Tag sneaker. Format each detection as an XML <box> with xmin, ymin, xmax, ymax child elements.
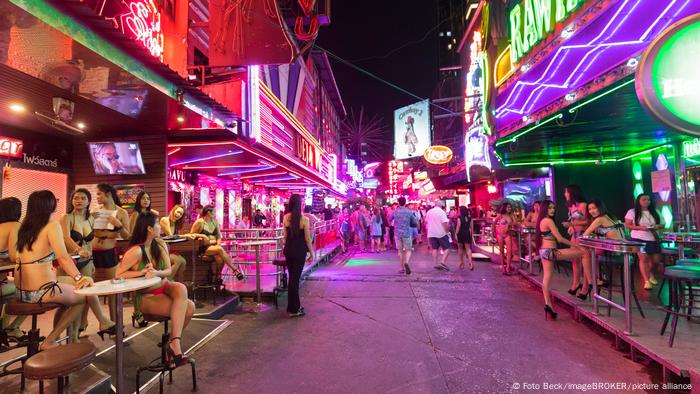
<box><xmin>404</xmin><ymin>264</ymin><xmax>411</xmax><ymax>275</ymax></box>
<box><xmin>433</xmin><ymin>265</ymin><xmax>445</xmax><ymax>270</ymax></box>
<box><xmin>440</xmin><ymin>263</ymin><xmax>450</xmax><ymax>271</ymax></box>
<box><xmin>643</xmin><ymin>280</ymin><xmax>653</xmax><ymax>290</ymax></box>
<box><xmin>649</xmin><ymin>276</ymin><xmax>658</xmax><ymax>285</ymax></box>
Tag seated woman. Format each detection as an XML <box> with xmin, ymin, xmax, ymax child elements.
<box><xmin>160</xmin><ymin>204</ymin><xmax>199</xmax><ymax>278</ymax></box>
<box><xmin>129</xmin><ymin>191</ymin><xmax>159</xmax><ymax>234</ymax></box>
<box><xmin>0</xmin><ymin>198</ymin><xmax>27</xmax><ymax>339</ymax></box>
<box><xmin>117</xmin><ymin>212</ymin><xmax>194</xmax><ymax>366</ymax></box>
<box><xmin>190</xmin><ymin>206</ymin><xmax>244</xmax><ymax>287</ymax></box>
<box><xmin>583</xmin><ymin>199</ymin><xmax>624</xmax><ymax>287</ymax></box>
<box><xmin>15</xmin><ymin>190</ymin><xmax>116</xmax><ymax>349</ymax></box>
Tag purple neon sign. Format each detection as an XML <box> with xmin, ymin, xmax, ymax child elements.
<box><xmin>495</xmin><ymin>0</ymin><xmax>700</xmax><ymax>133</ymax></box>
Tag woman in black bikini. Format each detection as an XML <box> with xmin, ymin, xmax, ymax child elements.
<box><xmin>15</xmin><ymin>190</ymin><xmax>116</xmax><ymax>349</ymax></box>
<box><xmin>59</xmin><ymin>188</ymin><xmax>96</xmax><ymax>339</ymax></box>
<box><xmin>191</xmin><ymin>205</ymin><xmax>244</xmax><ymax>289</ymax></box>
<box><xmin>92</xmin><ymin>183</ymin><xmax>131</xmax><ymax>321</ymax></box>
<box><xmin>117</xmin><ymin>212</ymin><xmax>194</xmax><ymax>367</ymax></box>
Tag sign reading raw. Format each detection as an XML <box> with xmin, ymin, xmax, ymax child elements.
<box><xmin>394</xmin><ymin>100</ymin><xmax>431</xmax><ymax>160</ymax></box>
<box><xmin>636</xmin><ymin>14</ymin><xmax>700</xmax><ymax>136</ymax></box>
<box><xmin>424</xmin><ymin>146</ymin><xmax>453</xmax><ymax>165</ymax></box>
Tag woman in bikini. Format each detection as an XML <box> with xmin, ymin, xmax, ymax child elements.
<box><xmin>561</xmin><ymin>185</ymin><xmax>592</xmax><ymax>298</ymax></box>
<box><xmin>191</xmin><ymin>205</ymin><xmax>244</xmax><ymax>289</ymax></box>
<box><xmin>117</xmin><ymin>211</ymin><xmax>194</xmax><ymax>367</ymax></box>
<box><xmin>0</xmin><ymin>198</ymin><xmax>26</xmax><ymax>341</ymax></box>
<box><xmin>128</xmin><ymin>191</ymin><xmax>159</xmax><ymax>234</ymax></box>
<box><xmin>15</xmin><ymin>190</ymin><xmax>116</xmax><ymax>349</ymax></box>
<box><xmin>583</xmin><ymin>199</ymin><xmax>625</xmax><ymax>289</ymax></box>
<box><xmin>536</xmin><ymin>200</ymin><xmax>587</xmax><ymax>320</ymax></box>
<box><xmin>160</xmin><ymin>204</ymin><xmax>198</xmax><ymax>279</ymax></box>
<box><xmin>495</xmin><ymin>203</ymin><xmax>515</xmax><ymax>274</ymax></box>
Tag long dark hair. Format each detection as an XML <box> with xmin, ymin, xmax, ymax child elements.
<box><xmin>534</xmin><ymin>200</ymin><xmax>555</xmax><ymax>250</ymax></box>
<box><xmin>169</xmin><ymin>204</ymin><xmax>185</xmax><ymax>234</ymax></box>
<box><xmin>97</xmin><ymin>183</ymin><xmax>121</xmax><ymax>207</ymax></box>
<box><xmin>288</xmin><ymin>194</ymin><xmax>302</xmax><ymax>237</ymax></box>
<box><xmin>587</xmin><ymin>199</ymin><xmax>617</xmax><ymax>221</ymax></box>
<box><xmin>128</xmin><ymin>211</ymin><xmax>162</xmax><ymax>267</ymax></box>
<box><xmin>634</xmin><ymin>193</ymin><xmax>660</xmax><ymax>225</ymax></box>
<box><xmin>17</xmin><ymin>191</ymin><xmax>56</xmax><ymax>252</ymax></box>
<box><xmin>565</xmin><ymin>184</ymin><xmax>585</xmax><ymax>206</ymax></box>
<box><xmin>67</xmin><ymin>188</ymin><xmax>91</xmax><ymax>219</ymax></box>
<box><xmin>500</xmin><ymin>202</ymin><xmax>512</xmax><ymax>215</ymax></box>
<box><xmin>0</xmin><ymin>197</ymin><xmax>21</xmax><ymax>223</ymax></box>
<box><xmin>133</xmin><ymin>191</ymin><xmax>151</xmax><ymax>213</ymax></box>
<box><xmin>459</xmin><ymin>205</ymin><xmax>469</xmax><ymax>222</ymax></box>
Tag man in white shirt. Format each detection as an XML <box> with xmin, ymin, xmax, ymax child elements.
<box><xmin>425</xmin><ymin>200</ymin><xmax>451</xmax><ymax>270</ymax></box>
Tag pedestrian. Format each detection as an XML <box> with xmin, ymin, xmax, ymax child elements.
<box><xmin>357</xmin><ymin>205</ymin><xmax>370</xmax><ymax>251</ymax></box>
<box><xmin>323</xmin><ymin>204</ymin><xmax>334</xmax><ymax>221</ymax></box>
<box><xmin>624</xmin><ymin>193</ymin><xmax>663</xmax><ymax>290</ymax></box>
<box><xmin>380</xmin><ymin>206</ymin><xmax>388</xmax><ymax>251</ymax></box>
<box><xmin>495</xmin><ymin>203</ymin><xmax>514</xmax><ymax>274</ymax></box>
<box><xmin>339</xmin><ymin>207</ymin><xmax>352</xmax><ymax>253</ymax></box>
<box><xmin>388</xmin><ymin>203</ymin><xmax>398</xmax><ymax>249</ymax></box>
<box><xmin>389</xmin><ymin>197</ymin><xmax>416</xmax><ymax>274</ymax></box>
<box><xmin>370</xmin><ymin>208</ymin><xmax>383</xmax><ymax>252</ymax></box>
<box><xmin>425</xmin><ymin>200</ymin><xmax>451</xmax><ymax>270</ymax></box>
<box><xmin>282</xmin><ymin>194</ymin><xmax>314</xmax><ymax>318</ymax></box>
<box><xmin>456</xmin><ymin>206</ymin><xmax>474</xmax><ymax>270</ymax></box>
<box><xmin>253</xmin><ymin>209</ymin><xmax>266</xmax><ymax>227</ymax></box>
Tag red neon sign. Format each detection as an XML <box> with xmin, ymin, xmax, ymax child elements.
<box><xmin>89</xmin><ymin>0</ymin><xmax>164</xmax><ymax>59</ymax></box>
<box><xmin>0</xmin><ymin>136</ymin><xmax>23</xmax><ymax>158</ymax></box>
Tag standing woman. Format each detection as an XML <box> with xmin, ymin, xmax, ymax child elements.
<box><xmin>495</xmin><ymin>203</ymin><xmax>515</xmax><ymax>274</ymax></box>
<box><xmin>536</xmin><ymin>200</ymin><xmax>586</xmax><ymax>320</ymax></box>
<box><xmin>456</xmin><ymin>206</ymin><xmax>474</xmax><ymax>270</ymax></box>
<box><xmin>117</xmin><ymin>212</ymin><xmax>194</xmax><ymax>366</ymax></box>
<box><xmin>0</xmin><ymin>198</ymin><xmax>26</xmax><ymax>338</ymax></box>
<box><xmin>92</xmin><ymin>183</ymin><xmax>131</xmax><ymax>321</ymax></box>
<box><xmin>562</xmin><ymin>185</ymin><xmax>592</xmax><ymax>297</ymax></box>
<box><xmin>282</xmin><ymin>194</ymin><xmax>314</xmax><ymax>317</ymax></box>
<box><xmin>191</xmin><ymin>205</ymin><xmax>244</xmax><ymax>288</ymax></box>
<box><xmin>60</xmin><ymin>189</ymin><xmax>96</xmax><ymax>337</ymax></box>
<box><xmin>625</xmin><ymin>194</ymin><xmax>664</xmax><ymax>290</ymax></box>
<box><xmin>15</xmin><ymin>190</ymin><xmax>116</xmax><ymax>349</ymax></box>
<box><xmin>129</xmin><ymin>191</ymin><xmax>159</xmax><ymax>234</ymax></box>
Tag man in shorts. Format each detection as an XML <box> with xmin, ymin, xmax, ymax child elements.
<box><xmin>425</xmin><ymin>200</ymin><xmax>451</xmax><ymax>270</ymax></box>
<box><xmin>389</xmin><ymin>197</ymin><xmax>417</xmax><ymax>275</ymax></box>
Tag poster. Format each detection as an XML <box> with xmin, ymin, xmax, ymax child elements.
<box><xmin>115</xmin><ymin>184</ymin><xmax>145</xmax><ymax>209</ymax></box>
<box><xmin>394</xmin><ymin>100</ymin><xmax>431</xmax><ymax>160</ymax></box>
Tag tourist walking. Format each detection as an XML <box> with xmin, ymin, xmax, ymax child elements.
<box><xmin>456</xmin><ymin>206</ymin><xmax>474</xmax><ymax>270</ymax></box>
<box><xmin>425</xmin><ymin>201</ymin><xmax>451</xmax><ymax>270</ymax></box>
<box><xmin>389</xmin><ymin>197</ymin><xmax>416</xmax><ymax>275</ymax></box>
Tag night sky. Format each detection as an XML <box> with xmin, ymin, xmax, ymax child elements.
<box><xmin>315</xmin><ymin>1</ymin><xmax>439</xmax><ymax>156</ymax></box>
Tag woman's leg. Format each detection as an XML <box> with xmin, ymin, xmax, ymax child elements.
<box><xmin>498</xmin><ymin>235</ymin><xmax>505</xmax><ymax>265</ymax></box>
<box><xmin>465</xmin><ymin>244</ymin><xmax>473</xmax><ymax>269</ymax></box>
<box><xmin>650</xmin><ymin>253</ymin><xmax>661</xmax><ymax>281</ymax></box>
<box><xmin>170</xmin><ymin>254</ymin><xmax>187</xmax><ymax>280</ymax></box>
<box><xmin>570</xmin><ymin>258</ymin><xmax>580</xmax><ymax>290</ymax></box>
<box><xmin>580</xmin><ymin>247</ymin><xmax>592</xmax><ymax>289</ymax></box>
<box><xmin>95</xmin><ymin>266</ymin><xmax>118</xmax><ymax>321</ymax></box>
<box><xmin>505</xmin><ymin>236</ymin><xmax>513</xmax><ymax>270</ymax></box>
<box><xmin>140</xmin><ymin>283</ymin><xmax>193</xmax><ymax>356</ymax></box>
<box><xmin>637</xmin><ymin>252</ymin><xmax>649</xmax><ymax>283</ymax></box>
<box><xmin>457</xmin><ymin>243</ymin><xmax>465</xmax><ymax>269</ymax></box>
<box><xmin>542</xmin><ymin>259</ymin><xmax>554</xmax><ymax>307</ymax></box>
<box><xmin>286</xmin><ymin>256</ymin><xmax>304</xmax><ymax>314</ymax></box>
<box><xmin>41</xmin><ymin>283</ymin><xmax>94</xmax><ymax>348</ymax></box>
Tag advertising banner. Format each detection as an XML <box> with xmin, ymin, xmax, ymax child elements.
<box><xmin>394</xmin><ymin>100</ymin><xmax>431</xmax><ymax>160</ymax></box>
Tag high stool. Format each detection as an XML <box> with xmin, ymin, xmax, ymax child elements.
<box><xmin>659</xmin><ymin>258</ymin><xmax>700</xmax><ymax>300</ymax></box>
<box><xmin>136</xmin><ymin>314</ymin><xmax>196</xmax><ymax>394</ymax></box>
<box><xmin>272</xmin><ymin>258</ymin><xmax>288</xmax><ymax>310</ymax></box>
<box><xmin>2</xmin><ymin>300</ymin><xmax>60</xmax><ymax>390</ymax></box>
<box><xmin>24</xmin><ymin>343</ymin><xmax>96</xmax><ymax>394</ymax></box>
<box><xmin>660</xmin><ymin>265</ymin><xmax>700</xmax><ymax>347</ymax></box>
<box><xmin>600</xmin><ymin>254</ymin><xmax>645</xmax><ymax>318</ymax></box>
<box><xmin>193</xmin><ymin>254</ymin><xmax>217</xmax><ymax>306</ymax></box>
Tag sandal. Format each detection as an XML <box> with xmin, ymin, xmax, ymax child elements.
<box><xmin>166</xmin><ymin>337</ymin><xmax>189</xmax><ymax>367</ymax></box>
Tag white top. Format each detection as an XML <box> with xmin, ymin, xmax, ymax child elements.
<box><xmin>425</xmin><ymin>207</ymin><xmax>449</xmax><ymax>238</ymax></box>
<box><xmin>625</xmin><ymin>209</ymin><xmax>663</xmax><ymax>241</ymax></box>
<box><xmin>75</xmin><ymin>277</ymin><xmax>161</xmax><ymax>296</ymax></box>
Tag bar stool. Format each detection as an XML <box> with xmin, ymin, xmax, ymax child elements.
<box><xmin>23</xmin><ymin>343</ymin><xmax>96</xmax><ymax>394</ymax></box>
<box><xmin>2</xmin><ymin>300</ymin><xmax>60</xmax><ymax>390</ymax></box>
<box><xmin>599</xmin><ymin>254</ymin><xmax>645</xmax><ymax>318</ymax></box>
<box><xmin>136</xmin><ymin>314</ymin><xmax>197</xmax><ymax>394</ymax></box>
<box><xmin>193</xmin><ymin>254</ymin><xmax>218</xmax><ymax>306</ymax></box>
<box><xmin>660</xmin><ymin>265</ymin><xmax>700</xmax><ymax>347</ymax></box>
<box><xmin>272</xmin><ymin>258</ymin><xmax>288</xmax><ymax>310</ymax></box>
<box><xmin>658</xmin><ymin>258</ymin><xmax>700</xmax><ymax>299</ymax></box>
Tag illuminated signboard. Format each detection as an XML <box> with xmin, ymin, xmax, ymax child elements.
<box><xmin>424</xmin><ymin>145</ymin><xmax>453</xmax><ymax>165</ymax></box>
<box><xmin>89</xmin><ymin>0</ymin><xmax>164</xmax><ymax>59</ymax></box>
<box><xmin>402</xmin><ymin>174</ymin><xmax>413</xmax><ymax>190</ymax></box>
<box><xmin>683</xmin><ymin>138</ymin><xmax>700</xmax><ymax>159</ymax></box>
<box><xmin>295</xmin><ymin>135</ymin><xmax>320</xmax><ymax>171</ymax></box>
<box><xmin>465</xmin><ymin>31</ymin><xmax>483</xmax><ymax>126</ymax></box>
<box><xmin>637</xmin><ymin>14</ymin><xmax>700</xmax><ymax>136</ymax></box>
<box><xmin>363</xmin><ymin>162</ymin><xmax>381</xmax><ymax>178</ymax></box>
<box><xmin>394</xmin><ymin>100</ymin><xmax>431</xmax><ymax>160</ymax></box>
<box><xmin>388</xmin><ymin>160</ymin><xmax>404</xmax><ymax>196</ymax></box>
<box><xmin>344</xmin><ymin>159</ymin><xmax>363</xmax><ymax>184</ymax></box>
<box><xmin>509</xmin><ymin>0</ymin><xmax>588</xmax><ymax>63</ymax></box>
<box><xmin>0</xmin><ymin>136</ymin><xmax>24</xmax><ymax>158</ymax></box>
<box><xmin>465</xmin><ymin>127</ymin><xmax>492</xmax><ymax>182</ymax></box>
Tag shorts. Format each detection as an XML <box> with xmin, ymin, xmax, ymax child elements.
<box><xmin>93</xmin><ymin>248</ymin><xmax>118</xmax><ymax>269</ymax></box>
<box><xmin>540</xmin><ymin>248</ymin><xmax>559</xmax><ymax>261</ymax></box>
<box><xmin>411</xmin><ymin>228</ymin><xmax>419</xmax><ymax>239</ymax></box>
<box><xmin>630</xmin><ymin>238</ymin><xmax>661</xmax><ymax>254</ymax></box>
<box><xmin>357</xmin><ymin>228</ymin><xmax>367</xmax><ymax>241</ymax></box>
<box><xmin>395</xmin><ymin>236</ymin><xmax>413</xmax><ymax>251</ymax></box>
<box><xmin>429</xmin><ymin>235</ymin><xmax>450</xmax><ymax>250</ymax></box>
<box><xmin>372</xmin><ymin>235</ymin><xmax>382</xmax><ymax>241</ymax></box>
<box><xmin>342</xmin><ymin>232</ymin><xmax>351</xmax><ymax>243</ymax></box>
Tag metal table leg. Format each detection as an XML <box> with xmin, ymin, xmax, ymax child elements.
<box><xmin>255</xmin><ymin>245</ymin><xmax>262</xmax><ymax>305</ymax></box>
<box><xmin>623</xmin><ymin>253</ymin><xmax>634</xmax><ymax>335</ymax></box>
<box><xmin>115</xmin><ymin>293</ymin><xmax>124</xmax><ymax>393</ymax></box>
<box><xmin>527</xmin><ymin>233</ymin><xmax>534</xmax><ymax>275</ymax></box>
<box><xmin>591</xmin><ymin>248</ymin><xmax>599</xmax><ymax>314</ymax></box>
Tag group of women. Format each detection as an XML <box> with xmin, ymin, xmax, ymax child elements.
<box><xmin>494</xmin><ymin>185</ymin><xmax>664</xmax><ymax>321</ymax></box>
<box><xmin>0</xmin><ymin>184</ymin><xmax>246</xmax><ymax>366</ymax></box>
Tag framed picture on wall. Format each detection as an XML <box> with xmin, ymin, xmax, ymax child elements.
<box><xmin>115</xmin><ymin>184</ymin><xmax>145</xmax><ymax>209</ymax></box>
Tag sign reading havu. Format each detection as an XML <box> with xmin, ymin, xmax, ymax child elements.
<box><xmin>0</xmin><ymin>136</ymin><xmax>23</xmax><ymax>158</ymax></box>
<box><xmin>509</xmin><ymin>0</ymin><xmax>588</xmax><ymax>63</ymax></box>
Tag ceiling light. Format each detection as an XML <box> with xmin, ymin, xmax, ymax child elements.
<box><xmin>9</xmin><ymin>103</ymin><xmax>25</xmax><ymax>113</ymax></box>
<box><xmin>76</xmin><ymin>122</ymin><xmax>86</xmax><ymax>129</ymax></box>
<box><xmin>176</xmin><ymin>115</ymin><xmax>185</xmax><ymax>123</ymax></box>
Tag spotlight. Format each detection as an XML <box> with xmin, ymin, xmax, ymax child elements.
<box><xmin>9</xmin><ymin>103</ymin><xmax>25</xmax><ymax>113</ymax></box>
<box><xmin>76</xmin><ymin>122</ymin><xmax>86</xmax><ymax>129</ymax></box>
<box><xmin>176</xmin><ymin>115</ymin><xmax>185</xmax><ymax>123</ymax></box>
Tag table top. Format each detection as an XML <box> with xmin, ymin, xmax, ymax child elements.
<box><xmin>238</xmin><ymin>240</ymin><xmax>278</xmax><ymax>246</ymax></box>
<box><xmin>75</xmin><ymin>277</ymin><xmax>161</xmax><ymax>296</ymax></box>
<box><xmin>163</xmin><ymin>238</ymin><xmax>187</xmax><ymax>244</ymax></box>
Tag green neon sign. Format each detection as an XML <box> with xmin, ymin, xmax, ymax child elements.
<box><xmin>637</xmin><ymin>15</ymin><xmax>700</xmax><ymax>136</ymax></box>
<box><xmin>509</xmin><ymin>0</ymin><xmax>587</xmax><ymax>63</ymax></box>
<box><xmin>683</xmin><ymin>138</ymin><xmax>700</xmax><ymax>158</ymax></box>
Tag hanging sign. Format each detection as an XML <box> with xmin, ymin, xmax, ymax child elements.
<box><xmin>0</xmin><ymin>136</ymin><xmax>24</xmax><ymax>158</ymax></box>
<box><xmin>636</xmin><ymin>14</ymin><xmax>700</xmax><ymax>136</ymax></box>
<box><xmin>424</xmin><ymin>145</ymin><xmax>453</xmax><ymax>165</ymax></box>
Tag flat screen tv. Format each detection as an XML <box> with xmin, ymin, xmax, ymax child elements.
<box><xmin>88</xmin><ymin>142</ymin><xmax>145</xmax><ymax>175</ymax></box>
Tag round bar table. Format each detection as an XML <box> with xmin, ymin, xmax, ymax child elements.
<box><xmin>238</xmin><ymin>240</ymin><xmax>278</xmax><ymax>309</ymax></box>
<box><xmin>76</xmin><ymin>277</ymin><xmax>161</xmax><ymax>393</ymax></box>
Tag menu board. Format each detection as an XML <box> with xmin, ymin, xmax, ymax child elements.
<box><xmin>312</xmin><ymin>189</ymin><xmax>325</xmax><ymax>213</ymax></box>
<box><xmin>115</xmin><ymin>184</ymin><xmax>145</xmax><ymax>209</ymax></box>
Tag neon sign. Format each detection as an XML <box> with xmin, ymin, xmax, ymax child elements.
<box><xmin>465</xmin><ymin>31</ymin><xmax>483</xmax><ymax>126</ymax></box>
<box><xmin>637</xmin><ymin>14</ymin><xmax>700</xmax><ymax>136</ymax></box>
<box><xmin>388</xmin><ymin>160</ymin><xmax>404</xmax><ymax>196</ymax></box>
<box><xmin>296</xmin><ymin>135</ymin><xmax>320</xmax><ymax>171</ymax></box>
<box><xmin>0</xmin><ymin>136</ymin><xmax>24</xmax><ymax>158</ymax></box>
<box><xmin>683</xmin><ymin>138</ymin><xmax>700</xmax><ymax>159</ymax></box>
<box><xmin>424</xmin><ymin>146</ymin><xmax>453</xmax><ymax>165</ymax></box>
<box><xmin>121</xmin><ymin>1</ymin><xmax>163</xmax><ymax>59</ymax></box>
<box><xmin>509</xmin><ymin>0</ymin><xmax>588</xmax><ymax>63</ymax></box>
<box><xmin>344</xmin><ymin>159</ymin><xmax>363</xmax><ymax>184</ymax></box>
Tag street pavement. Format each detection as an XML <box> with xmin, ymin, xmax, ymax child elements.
<box><xmin>156</xmin><ymin>245</ymin><xmax>661</xmax><ymax>393</ymax></box>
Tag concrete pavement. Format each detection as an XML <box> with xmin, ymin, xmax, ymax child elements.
<box><xmin>156</xmin><ymin>245</ymin><xmax>660</xmax><ymax>393</ymax></box>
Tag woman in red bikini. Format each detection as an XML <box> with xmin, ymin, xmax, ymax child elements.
<box><xmin>116</xmin><ymin>211</ymin><xmax>195</xmax><ymax>367</ymax></box>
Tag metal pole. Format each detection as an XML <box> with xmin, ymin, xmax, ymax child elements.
<box><xmin>191</xmin><ymin>239</ymin><xmax>198</xmax><ymax>307</ymax></box>
<box><xmin>517</xmin><ymin>230</ymin><xmax>523</xmax><ymax>269</ymax></box>
<box><xmin>527</xmin><ymin>233</ymin><xmax>534</xmax><ymax>275</ymax></box>
<box><xmin>591</xmin><ymin>248</ymin><xmax>598</xmax><ymax>314</ymax></box>
<box><xmin>115</xmin><ymin>293</ymin><xmax>124</xmax><ymax>393</ymax></box>
<box><xmin>255</xmin><ymin>245</ymin><xmax>262</xmax><ymax>305</ymax></box>
<box><xmin>624</xmin><ymin>253</ymin><xmax>634</xmax><ymax>335</ymax></box>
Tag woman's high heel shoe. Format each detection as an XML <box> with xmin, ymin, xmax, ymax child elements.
<box><xmin>567</xmin><ymin>284</ymin><xmax>582</xmax><ymax>296</ymax></box>
<box><xmin>97</xmin><ymin>325</ymin><xmax>118</xmax><ymax>340</ymax></box>
<box><xmin>132</xmin><ymin>312</ymin><xmax>148</xmax><ymax>328</ymax></box>
<box><xmin>577</xmin><ymin>285</ymin><xmax>593</xmax><ymax>300</ymax></box>
<box><xmin>165</xmin><ymin>337</ymin><xmax>189</xmax><ymax>367</ymax></box>
<box><xmin>544</xmin><ymin>305</ymin><xmax>558</xmax><ymax>320</ymax></box>
<box><xmin>233</xmin><ymin>268</ymin><xmax>245</xmax><ymax>281</ymax></box>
